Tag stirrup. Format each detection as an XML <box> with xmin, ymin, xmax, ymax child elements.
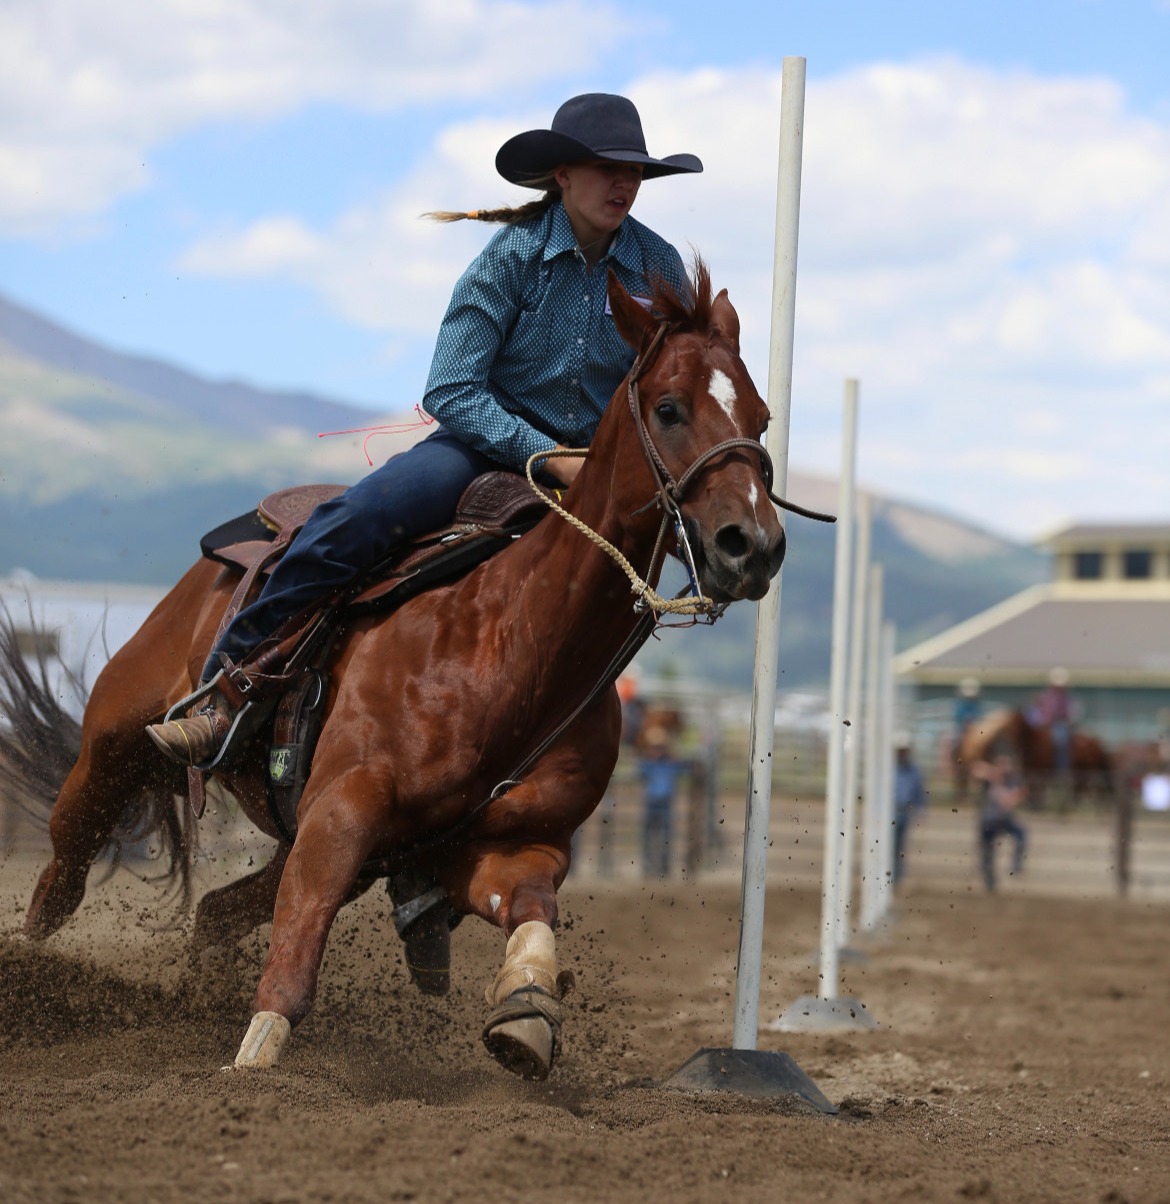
<box><xmin>160</xmin><ymin>671</ymin><xmax>273</xmax><ymax>772</ymax></box>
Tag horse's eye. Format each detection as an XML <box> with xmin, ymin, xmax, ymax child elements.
<box><xmin>655</xmin><ymin>399</ymin><xmax>681</xmax><ymax>426</ymax></box>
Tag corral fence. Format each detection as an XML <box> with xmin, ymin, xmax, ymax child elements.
<box><xmin>570</xmin><ymin>680</ymin><xmax>1170</xmax><ymax>899</ymax></box>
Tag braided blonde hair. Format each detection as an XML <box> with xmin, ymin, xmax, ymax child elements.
<box><xmin>425</xmin><ymin>172</ymin><xmax>561</xmax><ymax>226</ymax></box>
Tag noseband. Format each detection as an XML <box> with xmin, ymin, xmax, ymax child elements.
<box><xmin>527</xmin><ymin>320</ymin><xmax>835</xmax><ymax>620</ymax></box>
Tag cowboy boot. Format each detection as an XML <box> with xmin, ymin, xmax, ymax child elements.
<box><xmin>145</xmin><ymin>690</ymin><xmax>234</xmax><ymax>766</ymax></box>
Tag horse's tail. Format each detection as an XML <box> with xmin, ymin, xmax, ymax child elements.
<box><xmin>0</xmin><ymin>606</ymin><xmax>196</xmax><ymax>912</ymax></box>
<box><xmin>0</xmin><ymin>606</ymin><xmax>83</xmax><ymax>839</ymax></box>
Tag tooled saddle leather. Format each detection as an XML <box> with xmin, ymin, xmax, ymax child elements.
<box><xmin>201</xmin><ymin>471</ymin><xmax>549</xmax><ymax>617</ymax></box>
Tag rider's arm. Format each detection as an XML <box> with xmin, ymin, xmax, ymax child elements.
<box><xmin>422</xmin><ymin>234</ymin><xmax>559</xmax><ymax>474</ymax></box>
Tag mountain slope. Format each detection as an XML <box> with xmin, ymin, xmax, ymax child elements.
<box><xmin>0</xmin><ymin>292</ymin><xmax>365</xmax><ymax>439</ymax></box>
<box><xmin>0</xmin><ymin>291</ymin><xmax>1044</xmax><ymax>686</ymax></box>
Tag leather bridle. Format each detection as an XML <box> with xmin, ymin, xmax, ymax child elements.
<box><xmin>625</xmin><ymin>321</ymin><xmax>835</xmax><ymax>613</ymax></box>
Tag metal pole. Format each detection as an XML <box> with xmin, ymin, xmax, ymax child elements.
<box><xmin>860</xmin><ymin>563</ymin><xmax>885</xmax><ymax>932</ymax></box>
<box><xmin>835</xmin><ymin>492</ymin><xmax>871</xmax><ymax>947</ymax></box>
<box><xmin>817</xmin><ymin>380</ymin><xmax>859</xmax><ymax>1002</ymax></box>
<box><xmin>876</xmin><ymin>621</ymin><xmax>898</xmax><ymax>916</ymax></box>
<box><xmin>733</xmin><ymin>56</ymin><xmax>806</xmax><ymax>1050</ymax></box>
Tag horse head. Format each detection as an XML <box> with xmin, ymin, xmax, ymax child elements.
<box><xmin>606</xmin><ymin>261</ymin><xmax>788</xmax><ymax>604</ymax></box>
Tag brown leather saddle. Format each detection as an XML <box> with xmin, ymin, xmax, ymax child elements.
<box><xmin>201</xmin><ymin>471</ymin><xmax>550</xmax><ymax>615</ymax></box>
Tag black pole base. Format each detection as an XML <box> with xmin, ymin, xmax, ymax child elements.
<box><xmin>662</xmin><ymin>1046</ymin><xmax>837</xmax><ymax>1114</ymax></box>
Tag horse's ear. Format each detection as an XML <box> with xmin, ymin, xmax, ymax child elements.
<box><xmin>710</xmin><ymin>288</ymin><xmax>740</xmax><ymax>354</ymax></box>
<box><xmin>607</xmin><ymin>270</ymin><xmax>657</xmax><ymax>351</ymax></box>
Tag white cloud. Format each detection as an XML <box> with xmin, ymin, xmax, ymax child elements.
<box><xmin>660</xmin><ymin>60</ymin><xmax>1170</xmax><ymax>535</ymax></box>
<box><xmin>177</xmin><ymin>115</ymin><xmax>518</xmax><ymax>342</ymax></box>
<box><xmin>0</xmin><ymin>0</ymin><xmax>631</xmax><ymax>232</ymax></box>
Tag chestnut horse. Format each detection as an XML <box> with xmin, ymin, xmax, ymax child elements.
<box><xmin>17</xmin><ymin>264</ymin><xmax>801</xmax><ymax>1078</ymax></box>
<box><xmin>958</xmin><ymin>707</ymin><xmax>1114</xmax><ymax>810</ymax></box>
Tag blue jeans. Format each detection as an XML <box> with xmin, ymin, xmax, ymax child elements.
<box><xmin>980</xmin><ymin>812</ymin><xmax>1027</xmax><ymax>891</ymax></box>
<box><xmin>893</xmin><ymin>807</ymin><xmax>915</xmax><ymax>884</ymax></box>
<box><xmin>203</xmin><ymin>428</ymin><xmax>504</xmax><ymax>679</ymax></box>
<box><xmin>642</xmin><ymin>796</ymin><xmax>673</xmax><ymax>879</ymax></box>
<box><xmin>1050</xmin><ymin>720</ymin><xmax>1071</xmax><ymax>773</ymax></box>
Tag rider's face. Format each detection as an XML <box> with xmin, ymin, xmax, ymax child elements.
<box><xmin>554</xmin><ymin>160</ymin><xmax>644</xmax><ymax>251</ymax></box>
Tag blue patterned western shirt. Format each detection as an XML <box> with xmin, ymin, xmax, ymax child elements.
<box><xmin>422</xmin><ymin>200</ymin><xmax>688</xmax><ymax>472</ymax></box>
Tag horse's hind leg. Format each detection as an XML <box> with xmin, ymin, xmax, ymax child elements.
<box><xmin>26</xmin><ymin>713</ymin><xmax>182</xmax><ymax>938</ymax></box>
<box><xmin>24</xmin><ymin>642</ymin><xmax>186</xmax><ymax>939</ymax></box>
<box><xmin>23</xmin><ymin>563</ymin><xmax>225</xmax><ymax>938</ymax></box>
<box><xmin>191</xmin><ymin>843</ymin><xmax>291</xmax><ymax>953</ymax></box>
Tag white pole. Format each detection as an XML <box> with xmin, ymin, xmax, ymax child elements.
<box><xmin>876</xmin><ymin>621</ymin><xmax>898</xmax><ymax>915</ymax></box>
<box><xmin>732</xmin><ymin>55</ymin><xmax>806</xmax><ymax>1050</ymax></box>
<box><xmin>860</xmin><ymin>563</ymin><xmax>885</xmax><ymax>932</ymax></box>
<box><xmin>817</xmin><ymin>379</ymin><xmax>859</xmax><ymax>1003</ymax></box>
<box><xmin>835</xmin><ymin>491</ymin><xmax>871</xmax><ymax>947</ymax></box>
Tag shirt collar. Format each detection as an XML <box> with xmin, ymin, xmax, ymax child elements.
<box><xmin>605</xmin><ymin>217</ymin><xmax>641</xmax><ymax>272</ymax></box>
<box><xmin>543</xmin><ymin>202</ymin><xmax>579</xmax><ymax>262</ymax></box>
<box><xmin>543</xmin><ymin>201</ymin><xmax>642</xmax><ymax>272</ymax></box>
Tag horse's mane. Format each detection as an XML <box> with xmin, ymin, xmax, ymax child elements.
<box><xmin>650</xmin><ymin>255</ymin><xmax>715</xmax><ymax>335</ymax></box>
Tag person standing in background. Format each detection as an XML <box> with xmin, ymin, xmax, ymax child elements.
<box><xmin>638</xmin><ymin>725</ymin><xmax>690</xmax><ymax>879</ymax></box>
<box><xmin>974</xmin><ymin>752</ymin><xmax>1028</xmax><ymax>892</ymax></box>
<box><xmin>893</xmin><ymin>733</ymin><xmax>928</xmax><ymax>886</ymax></box>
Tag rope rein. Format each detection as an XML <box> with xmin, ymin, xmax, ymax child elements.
<box><xmin>524</xmin><ymin>447</ymin><xmax>716</xmax><ymax>616</ymax></box>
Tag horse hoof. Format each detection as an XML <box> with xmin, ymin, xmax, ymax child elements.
<box><xmin>482</xmin><ymin>987</ymin><xmax>562</xmax><ymax>1081</ymax></box>
<box><xmin>484</xmin><ymin>1017</ymin><xmax>554</xmax><ymax>1080</ymax></box>
<box><xmin>233</xmin><ymin>1011</ymin><xmax>291</xmax><ymax>1069</ymax></box>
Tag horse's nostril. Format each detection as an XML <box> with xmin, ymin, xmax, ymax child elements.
<box><xmin>714</xmin><ymin>524</ymin><xmax>751</xmax><ymax>561</ymax></box>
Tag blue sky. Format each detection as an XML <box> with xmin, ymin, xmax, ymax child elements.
<box><xmin>2</xmin><ymin>0</ymin><xmax>1169</xmax><ymax>539</ymax></box>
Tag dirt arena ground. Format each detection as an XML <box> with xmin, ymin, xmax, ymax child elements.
<box><xmin>2</xmin><ymin>809</ymin><xmax>1169</xmax><ymax>1204</ymax></box>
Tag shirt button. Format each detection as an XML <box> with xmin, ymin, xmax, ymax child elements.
<box><xmin>584</xmin><ymin>294</ymin><xmax>590</xmax><ymax>301</ymax></box>
<box><xmin>570</xmin><ymin>378</ymin><xmax>578</xmax><ymax>385</ymax></box>
<box><xmin>577</xmin><ymin>338</ymin><xmax>583</xmax><ymax>345</ymax></box>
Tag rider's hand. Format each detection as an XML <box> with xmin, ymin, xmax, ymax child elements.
<box><xmin>545</xmin><ymin>446</ymin><xmax>584</xmax><ymax>487</ymax></box>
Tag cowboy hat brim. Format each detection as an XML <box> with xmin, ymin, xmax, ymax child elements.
<box><xmin>496</xmin><ymin>129</ymin><xmax>703</xmax><ymax>185</ymax></box>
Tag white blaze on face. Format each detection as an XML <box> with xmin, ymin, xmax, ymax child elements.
<box><xmin>707</xmin><ymin>368</ymin><xmax>738</xmax><ymax>422</ymax></box>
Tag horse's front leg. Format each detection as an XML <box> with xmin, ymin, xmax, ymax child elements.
<box><xmin>232</xmin><ymin>779</ymin><xmax>379</xmax><ymax>1069</ymax></box>
<box><xmin>448</xmin><ymin>705</ymin><xmax>617</xmax><ymax>1080</ymax></box>
<box><xmin>455</xmin><ymin>841</ymin><xmax>572</xmax><ymax>1082</ymax></box>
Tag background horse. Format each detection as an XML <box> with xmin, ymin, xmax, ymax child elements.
<box><xmin>958</xmin><ymin>708</ymin><xmax>1114</xmax><ymax>811</ymax></box>
<box><xmin>8</xmin><ymin>263</ymin><xmax>791</xmax><ymax>1079</ymax></box>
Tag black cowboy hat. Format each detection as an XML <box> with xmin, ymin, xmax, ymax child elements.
<box><xmin>496</xmin><ymin>93</ymin><xmax>703</xmax><ymax>185</ymax></box>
